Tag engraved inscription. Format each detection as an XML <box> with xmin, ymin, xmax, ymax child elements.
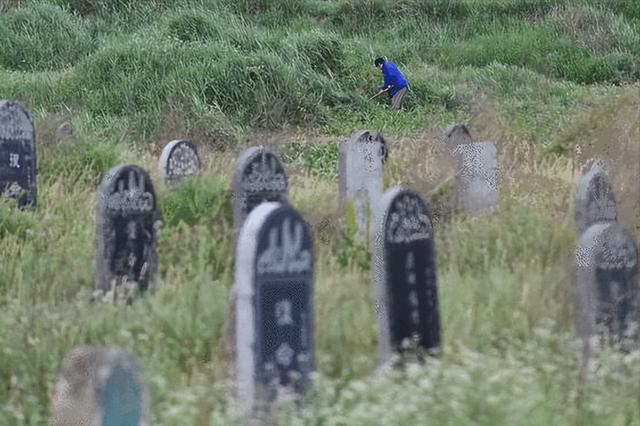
<box><xmin>257</xmin><ymin>218</ymin><xmax>312</xmax><ymax>275</ymax></box>
<box><xmin>386</xmin><ymin>194</ymin><xmax>431</xmax><ymax>243</ymax></box>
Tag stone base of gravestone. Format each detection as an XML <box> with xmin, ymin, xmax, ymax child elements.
<box><xmin>576</xmin><ymin>222</ymin><xmax>640</xmax><ymax>348</ymax></box>
<box><xmin>50</xmin><ymin>347</ymin><xmax>149</xmax><ymax>426</ymax></box>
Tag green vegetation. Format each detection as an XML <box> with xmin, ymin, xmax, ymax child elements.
<box><xmin>1</xmin><ymin>0</ymin><xmax>639</xmax><ymax>424</ymax></box>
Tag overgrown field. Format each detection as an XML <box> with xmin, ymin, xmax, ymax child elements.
<box><xmin>1</xmin><ymin>0</ymin><xmax>640</xmax><ymax>424</ymax></box>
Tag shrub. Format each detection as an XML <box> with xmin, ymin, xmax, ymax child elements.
<box><xmin>282</xmin><ymin>29</ymin><xmax>345</xmax><ymax>75</ymax></box>
<box><xmin>0</xmin><ymin>3</ymin><xmax>94</xmax><ymax>71</ymax></box>
<box><xmin>158</xmin><ymin>176</ymin><xmax>230</xmax><ymax>227</ymax></box>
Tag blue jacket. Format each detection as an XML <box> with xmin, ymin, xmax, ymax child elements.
<box><xmin>380</xmin><ymin>61</ymin><xmax>408</xmax><ymax>97</ymax></box>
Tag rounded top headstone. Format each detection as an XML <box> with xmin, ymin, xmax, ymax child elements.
<box><xmin>575</xmin><ymin>159</ymin><xmax>617</xmax><ymax>235</ymax></box>
<box><xmin>376</xmin><ymin>186</ymin><xmax>434</xmax><ymax>245</ymax></box>
<box><xmin>97</xmin><ymin>165</ymin><xmax>156</xmax><ymax>217</ymax></box>
<box><xmin>232</xmin><ymin>146</ymin><xmax>289</xmax><ymax>233</ymax></box>
<box><xmin>158</xmin><ymin>139</ymin><xmax>200</xmax><ymax>183</ymax></box>
<box><xmin>0</xmin><ymin>100</ymin><xmax>34</xmax><ymax>141</ymax></box>
<box><xmin>441</xmin><ymin>124</ymin><xmax>472</xmax><ymax>151</ymax></box>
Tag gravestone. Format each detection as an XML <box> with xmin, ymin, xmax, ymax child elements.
<box><xmin>575</xmin><ymin>222</ymin><xmax>639</xmax><ymax>346</ymax></box>
<box><xmin>372</xmin><ymin>186</ymin><xmax>441</xmax><ymax>363</ymax></box>
<box><xmin>574</xmin><ymin>159</ymin><xmax>617</xmax><ymax>235</ymax></box>
<box><xmin>236</xmin><ymin>202</ymin><xmax>314</xmax><ymax>413</ymax></box>
<box><xmin>50</xmin><ymin>347</ymin><xmax>149</xmax><ymax>426</ymax></box>
<box><xmin>158</xmin><ymin>139</ymin><xmax>200</xmax><ymax>184</ymax></box>
<box><xmin>338</xmin><ymin>129</ymin><xmax>387</xmax><ymax>242</ymax></box>
<box><xmin>442</xmin><ymin>124</ymin><xmax>472</xmax><ymax>151</ymax></box>
<box><xmin>0</xmin><ymin>100</ymin><xmax>37</xmax><ymax>209</ymax></box>
<box><xmin>442</xmin><ymin>125</ymin><xmax>498</xmax><ymax>215</ymax></box>
<box><xmin>232</xmin><ymin>146</ymin><xmax>288</xmax><ymax>234</ymax></box>
<box><xmin>96</xmin><ymin>165</ymin><xmax>159</xmax><ymax>300</ymax></box>
<box><xmin>55</xmin><ymin>121</ymin><xmax>75</xmax><ymax>145</ymax></box>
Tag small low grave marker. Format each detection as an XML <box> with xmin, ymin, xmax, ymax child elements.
<box><xmin>0</xmin><ymin>100</ymin><xmax>37</xmax><ymax>209</ymax></box>
<box><xmin>575</xmin><ymin>222</ymin><xmax>639</xmax><ymax>345</ymax></box>
<box><xmin>338</xmin><ymin>129</ymin><xmax>387</xmax><ymax>242</ymax></box>
<box><xmin>232</xmin><ymin>146</ymin><xmax>288</xmax><ymax>234</ymax></box>
<box><xmin>236</xmin><ymin>202</ymin><xmax>314</xmax><ymax>413</ymax></box>
<box><xmin>372</xmin><ymin>186</ymin><xmax>441</xmax><ymax>363</ymax></box>
<box><xmin>158</xmin><ymin>139</ymin><xmax>200</xmax><ymax>184</ymax></box>
<box><xmin>442</xmin><ymin>124</ymin><xmax>498</xmax><ymax>215</ymax></box>
<box><xmin>96</xmin><ymin>165</ymin><xmax>159</xmax><ymax>299</ymax></box>
<box><xmin>50</xmin><ymin>346</ymin><xmax>148</xmax><ymax>426</ymax></box>
<box><xmin>574</xmin><ymin>159</ymin><xmax>617</xmax><ymax>235</ymax></box>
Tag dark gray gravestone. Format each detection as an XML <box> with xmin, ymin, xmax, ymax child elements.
<box><xmin>50</xmin><ymin>347</ymin><xmax>149</xmax><ymax>426</ymax></box>
<box><xmin>574</xmin><ymin>159</ymin><xmax>617</xmax><ymax>235</ymax></box>
<box><xmin>158</xmin><ymin>139</ymin><xmax>200</xmax><ymax>184</ymax></box>
<box><xmin>372</xmin><ymin>187</ymin><xmax>441</xmax><ymax>363</ymax></box>
<box><xmin>96</xmin><ymin>165</ymin><xmax>158</xmax><ymax>299</ymax></box>
<box><xmin>0</xmin><ymin>100</ymin><xmax>37</xmax><ymax>209</ymax></box>
<box><xmin>575</xmin><ymin>222</ymin><xmax>640</xmax><ymax>346</ymax></box>
<box><xmin>338</xmin><ymin>129</ymin><xmax>387</xmax><ymax>242</ymax></box>
<box><xmin>236</xmin><ymin>202</ymin><xmax>314</xmax><ymax>413</ymax></box>
<box><xmin>232</xmin><ymin>146</ymin><xmax>288</xmax><ymax>234</ymax></box>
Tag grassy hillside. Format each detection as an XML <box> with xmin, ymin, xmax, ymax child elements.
<box><xmin>1</xmin><ymin>0</ymin><xmax>639</xmax><ymax>424</ymax></box>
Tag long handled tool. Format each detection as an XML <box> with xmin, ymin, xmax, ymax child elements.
<box><xmin>369</xmin><ymin>86</ymin><xmax>391</xmax><ymax>101</ymax></box>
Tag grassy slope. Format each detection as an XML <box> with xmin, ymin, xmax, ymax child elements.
<box><xmin>1</xmin><ymin>0</ymin><xmax>640</xmax><ymax>424</ymax></box>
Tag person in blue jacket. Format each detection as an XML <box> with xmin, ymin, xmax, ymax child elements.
<box><xmin>374</xmin><ymin>57</ymin><xmax>409</xmax><ymax>109</ymax></box>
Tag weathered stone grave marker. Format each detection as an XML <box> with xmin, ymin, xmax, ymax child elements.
<box><xmin>232</xmin><ymin>146</ymin><xmax>288</xmax><ymax>234</ymax></box>
<box><xmin>158</xmin><ymin>139</ymin><xmax>200</xmax><ymax>184</ymax></box>
<box><xmin>0</xmin><ymin>100</ymin><xmax>37</xmax><ymax>209</ymax></box>
<box><xmin>338</xmin><ymin>129</ymin><xmax>387</xmax><ymax>242</ymax></box>
<box><xmin>50</xmin><ymin>346</ymin><xmax>149</xmax><ymax>426</ymax></box>
<box><xmin>236</xmin><ymin>202</ymin><xmax>314</xmax><ymax>413</ymax></box>
<box><xmin>96</xmin><ymin>165</ymin><xmax>159</xmax><ymax>300</ymax></box>
<box><xmin>575</xmin><ymin>222</ymin><xmax>639</xmax><ymax>345</ymax></box>
<box><xmin>372</xmin><ymin>187</ymin><xmax>441</xmax><ymax>363</ymax></box>
<box><xmin>442</xmin><ymin>124</ymin><xmax>498</xmax><ymax>215</ymax></box>
<box><xmin>574</xmin><ymin>159</ymin><xmax>617</xmax><ymax>235</ymax></box>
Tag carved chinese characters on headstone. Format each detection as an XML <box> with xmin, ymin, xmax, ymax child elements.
<box><xmin>158</xmin><ymin>139</ymin><xmax>200</xmax><ymax>184</ymax></box>
<box><xmin>0</xmin><ymin>101</ymin><xmax>37</xmax><ymax>209</ymax></box>
<box><xmin>575</xmin><ymin>222</ymin><xmax>639</xmax><ymax>346</ymax></box>
<box><xmin>372</xmin><ymin>187</ymin><xmax>441</xmax><ymax>363</ymax></box>
<box><xmin>338</xmin><ymin>130</ymin><xmax>387</xmax><ymax>242</ymax></box>
<box><xmin>50</xmin><ymin>347</ymin><xmax>149</xmax><ymax>426</ymax></box>
<box><xmin>235</xmin><ymin>202</ymin><xmax>314</xmax><ymax>412</ymax></box>
<box><xmin>232</xmin><ymin>147</ymin><xmax>288</xmax><ymax>234</ymax></box>
<box><xmin>96</xmin><ymin>165</ymin><xmax>158</xmax><ymax>300</ymax></box>
<box><xmin>442</xmin><ymin>124</ymin><xmax>498</xmax><ymax>215</ymax></box>
<box><xmin>574</xmin><ymin>159</ymin><xmax>617</xmax><ymax>235</ymax></box>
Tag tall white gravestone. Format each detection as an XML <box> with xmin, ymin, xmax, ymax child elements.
<box><xmin>338</xmin><ymin>129</ymin><xmax>387</xmax><ymax>242</ymax></box>
<box><xmin>235</xmin><ymin>202</ymin><xmax>314</xmax><ymax>413</ymax></box>
<box><xmin>442</xmin><ymin>124</ymin><xmax>498</xmax><ymax>215</ymax></box>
